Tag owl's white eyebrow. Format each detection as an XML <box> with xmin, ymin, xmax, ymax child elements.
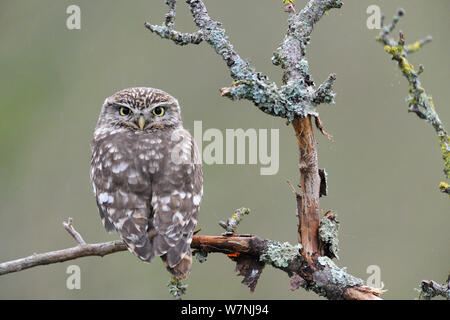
<box><xmin>110</xmin><ymin>102</ymin><xmax>131</xmax><ymax>108</ymax></box>
<box><xmin>150</xmin><ymin>101</ymin><xmax>174</xmax><ymax>109</ymax></box>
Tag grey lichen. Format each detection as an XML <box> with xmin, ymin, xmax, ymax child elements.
<box><xmin>146</xmin><ymin>0</ymin><xmax>342</xmax><ymax>122</ymax></box>
<box><xmin>259</xmin><ymin>240</ymin><xmax>302</xmax><ymax>268</ymax></box>
<box><xmin>313</xmin><ymin>256</ymin><xmax>364</xmax><ymax>299</ymax></box>
<box><xmin>319</xmin><ymin>213</ymin><xmax>339</xmax><ymax>259</ymax></box>
<box><xmin>193</xmin><ymin>250</ymin><xmax>208</xmax><ymax>263</ymax></box>
<box><xmin>219</xmin><ymin>207</ymin><xmax>250</xmax><ymax>235</ymax></box>
<box><xmin>144</xmin><ymin>0</ymin><xmax>204</xmax><ymax>46</ymax></box>
<box><xmin>418</xmin><ymin>276</ymin><xmax>450</xmax><ymax>300</ymax></box>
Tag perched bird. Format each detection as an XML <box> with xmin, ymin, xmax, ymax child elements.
<box><xmin>90</xmin><ymin>87</ymin><xmax>203</xmax><ymax>279</ymax></box>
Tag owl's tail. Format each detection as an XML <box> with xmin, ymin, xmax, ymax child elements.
<box><xmin>161</xmin><ymin>250</ymin><xmax>193</xmax><ymax>280</ymax></box>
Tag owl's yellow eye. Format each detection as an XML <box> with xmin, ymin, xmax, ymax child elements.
<box><xmin>119</xmin><ymin>107</ymin><xmax>131</xmax><ymax>116</ymax></box>
<box><xmin>152</xmin><ymin>106</ymin><xmax>165</xmax><ymax>117</ymax></box>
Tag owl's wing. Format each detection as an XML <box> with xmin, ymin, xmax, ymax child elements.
<box><xmin>95</xmin><ymin>198</ymin><xmax>115</xmax><ymax>233</ymax></box>
<box><xmin>91</xmin><ymin>135</ymin><xmax>156</xmax><ymax>262</ymax></box>
<box><xmin>151</xmin><ymin>131</ymin><xmax>203</xmax><ymax>274</ymax></box>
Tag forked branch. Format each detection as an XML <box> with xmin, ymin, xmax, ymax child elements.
<box><xmin>142</xmin><ymin>0</ymin><xmax>382</xmax><ymax>299</ymax></box>
<box><xmin>0</xmin><ymin>218</ymin><xmax>381</xmax><ymax>300</ymax></box>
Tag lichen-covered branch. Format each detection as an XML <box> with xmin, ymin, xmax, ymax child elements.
<box><xmin>419</xmin><ymin>275</ymin><xmax>450</xmax><ymax>300</ymax></box>
<box><xmin>190</xmin><ymin>235</ymin><xmax>382</xmax><ymax>300</ymax></box>
<box><xmin>0</xmin><ymin>218</ymin><xmax>381</xmax><ymax>300</ymax></box>
<box><xmin>144</xmin><ymin>0</ymin><xmax>203</xmax><ymax>45</ymax></box>
<box><xmin>273</xmin><ymin>0</ymin><xmax>341</xmax><ymax>264</ymax></box>
<box><xmin>377</xmin><ymin>9</ymin><xmax>432</xmax><ymax>53</ymax></box>
<box><xmin>377</xmin><ymin>9</ymin><xmax>449</xmax><ymax>195</ymax></box>
<box><xmin>218</xmin><ymin>207</ymin><xmax>250</xmax><ymax>235</ymax></box>
<box><xmin>142</xmin><ymin>0</ymin><xmax>380</xmax><ymax>300</ymax></box>
<box><xmin>145</xmin><ymin>0</ymin><xmax>339</xmax><ymax>120</ymax></box>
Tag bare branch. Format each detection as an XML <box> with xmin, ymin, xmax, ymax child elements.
<box><xmin>0</xmin><ymin>240</ymin><xmax>127</xmax><ymax>276</ymax></box>
<box><xmin>63</xmin><ymin>217</ymin><xmax>87</xmax><ymax>245</ymax></box>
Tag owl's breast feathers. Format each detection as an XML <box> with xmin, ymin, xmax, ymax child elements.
<box><xmin>90</xmin><ymin>127</ymin><xmax>203</xmax><ymax>278</ymax></box>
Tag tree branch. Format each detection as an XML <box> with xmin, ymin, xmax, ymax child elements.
<box><xmin>0</xmin><ymin>219</ymin><xmax>381</xmax><ymax>300</ymax></box>
<box><xmin>63</xmin><ymin>217</ymin><xmax>87</xmax><ymax>245</ymax></box>
<box><xmin>141</xmin><ymin>0</ymin><xmax>384</xmax><ymax>299</ymax></box>
<box><xmin>0</xmin><ymin>240</ymin><xmax>127</xmax><ymax>276</ymax></box>
<box><xmin>377</xmin><ymin>9</ymin><xmax>449</xmax><ymax>195</ymax></box>
<box><xmin>419</xmin><ymin>276</ymin><xmax>450</xmax><ymax>300</ymax></box>
<box><xmin>0</xmin><ymin>0</ymin><xmax>382</xmax><ymax>301</ymax></box>
<box><xmin>144</xmin><ymin>0</ymin><xmax>203</xmax><ymax>46</ymax></box>
<box><xmin>275</xmin><ymin>0</ymin><xmax>341</xmax><ymax>264</ymax></box>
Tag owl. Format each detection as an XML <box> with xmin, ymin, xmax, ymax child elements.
<box><xmin>90</xmin><ymin>87</ymin><xmax>203</xmax><ymax>279</ymax></box>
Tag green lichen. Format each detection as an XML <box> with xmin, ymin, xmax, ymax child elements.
<box><xmin>317</xmin><ymin>256</ymin><xmax>363</xmax><ymax>287</ymax></box>
<box><xmin>319</xmin><ymin>214</ymin><xmax>339</xmax><ymax>259</ymax></box>
<box><xmin>439</xmin><ymin>135</ymin><xmax>450</xmax><ymax>179</ymax></box>
<box><xmin>384</xmin><ymin>45</ymin><xmax>415</xmax><ymax>76</ymax></box>
<box><xmin>219</xmin><ymin>207</ymin><xmax>250</xmax><ymax>234</ymax></box>
<box><xmin>417</xmin><ymin>277</ymin><xmax>450</xmax><ymax>300</ymax></box>
<box><xmin>259</xmin><ymin>240</ymin><xmax>302</xmax><ymax>268</ymax></box>
<box><xmin>167</xmin><ymin>277</ymin><xmax>188</xmax><ymax>298</ymax></box>
<box><xmin>439</xmin><ymin>181</ymin><xmax>450</xmax><ymax>196</ymax></box>
<box><xmin>193</xmin><ymin>250</ymin><xmax>208</xmax><ymax>263</ymax></box>
<box><xmin>407</xmin><ymin>41</ymin><xmax>421</xmax><ymax>53</ymax></box>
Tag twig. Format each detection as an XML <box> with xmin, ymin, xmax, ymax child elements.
<box><xmin>0</xmin><ymin>240</ymin><xmax>126</xmax><ymax>276</ymax></box>
<box><xmin>377</xmin><ymin>9</ymin><xmax>449</xmax><ymax>194</ymax></box>
<box><xmin>218</xmin><ymin>207</ymin><xmax>250</xmax><ymax>235</ymax></box>
<box><xmin>63</xmin><ymin>218</ymin><xmax>87</xmax><ymax>245</ymax></box>
<box><xmin>144</xmin><ymin>0</ymin><xmax>203</xmax><ymax>46</ymax></box>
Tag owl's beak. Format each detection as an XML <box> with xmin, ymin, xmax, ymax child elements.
<box><xmin>137</xmin><ymin>116</ymin><xmax>146</xmax><ymax>131</ymax></box>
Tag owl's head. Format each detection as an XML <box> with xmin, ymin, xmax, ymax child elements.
<box><xmin>98</xmin><ymin>87</ymin><xmax>182</xmax><ymax>132</ymax></box>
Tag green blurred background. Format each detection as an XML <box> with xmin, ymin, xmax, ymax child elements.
<box><xmin>0</xmin><ymin>0</ymin><xmax>448</xmax><ymax>299</ymax></box>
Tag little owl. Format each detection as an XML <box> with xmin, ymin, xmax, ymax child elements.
<box><xmin>90</xmin><ymin>87</ymin><xmax>203</xmax><ymax>279</ymax></box>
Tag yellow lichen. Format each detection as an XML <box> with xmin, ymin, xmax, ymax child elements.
<box><xmin>428</xmin><ymin>96</ymin><xmax>436</xmax><ymax>110</ymax></box>
<box><xmin>400</xmin><ymin>57</ymin><xmax>414</xmax><ymax>75</ymax></box>
<box><xmin>384</xmin><ymin>45</ymin><xmax>395</xmax><ymax>54</ymax></box>
<box><xmin>407</xmin><ymin>41</ymin><xmax>421</xmax><ymax>52</ymax></box>
<box><xmin>384</xmin><ymin>45</ymin><xmax>415</xmax><ymax>75</ymax></box>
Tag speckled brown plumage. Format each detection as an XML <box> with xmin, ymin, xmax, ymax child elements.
<box><xmin>90</xmin><ymin>87</ymin><xmax>202</xmax><ymax>279</ymax></box>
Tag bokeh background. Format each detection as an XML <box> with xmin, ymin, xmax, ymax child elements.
<box><xmin>0</xmin><ymin>0</ymin><xmax>448</xmax><ymax>299</ymax></box>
